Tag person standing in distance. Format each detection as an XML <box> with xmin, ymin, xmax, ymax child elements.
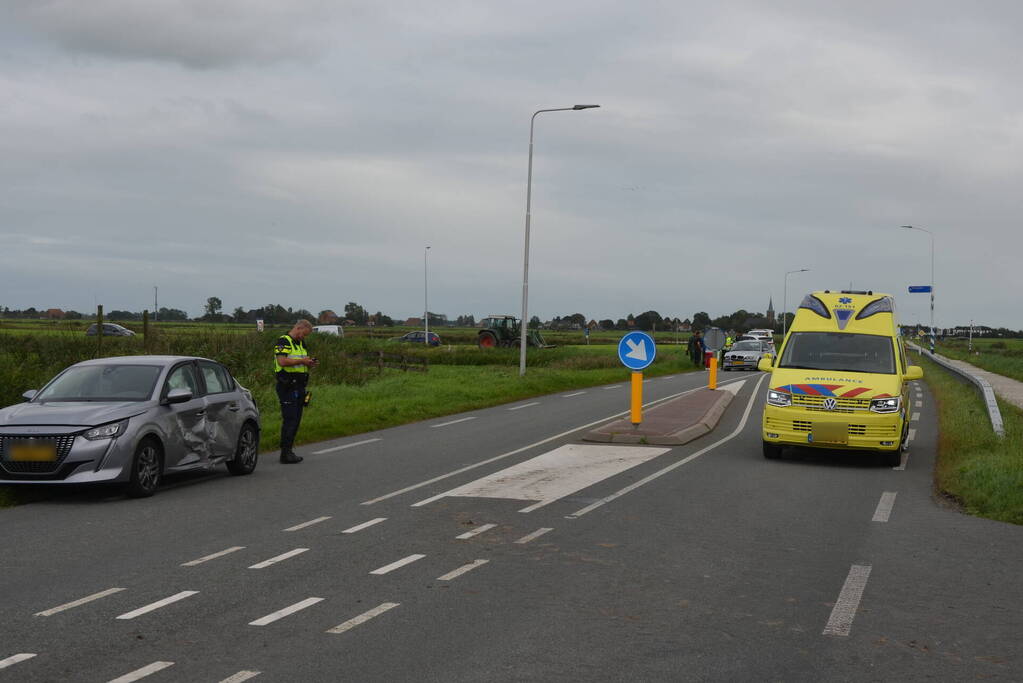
<box><xmin>274</xmin><ymin>319</ymin><xmax>318</xmax><ymax>464</ymax></box>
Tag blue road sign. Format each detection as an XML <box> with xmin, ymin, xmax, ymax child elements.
<box><xmin>618</xmin><ymin>331</ymin><xmax>656</xmax><ymax>371</ymax></box>
<box><xmin>908</xmin><ymin>285</ymin><xmax>933</xmax><ymax>293</ymax></box>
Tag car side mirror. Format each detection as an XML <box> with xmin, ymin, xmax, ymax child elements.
<box><xmin>758</xmin><ymin>358</ymin><xmax>773</xmax><ymax>372</ymax></box>
<box><xmin>164</xmin><ymin>388</ymin><xmax>194</xmax><ymax>405</ymax></box>
<box><xmin>22</xmin><ymin>389</ymin><xmax>38</xmax><ymax>402</ymax></box>
<box><xmin>904</xmin><ymin>365</ymin><xmax>923</xmax><ymax>381</ymax></box>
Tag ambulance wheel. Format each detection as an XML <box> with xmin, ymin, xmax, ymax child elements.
<box><xmin>881</xmin><ymin>450</ymin><xmax>902</xmax><ymax>467</ymax></box>
<box><xmin>762</xmin><ymin>441</ymin><xmax>782</xmax><ymax>460</ymax></box>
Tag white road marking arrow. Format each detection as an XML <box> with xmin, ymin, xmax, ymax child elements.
<box><xmin>625</xmin><ymin>339</ymin><xmax>647</xmax><ymax>362</ymax></box>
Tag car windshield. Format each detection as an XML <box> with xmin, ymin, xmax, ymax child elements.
<box><xmin>732</xmin><ymin>341</ymin><xmax>760</xmax><ymax>351</ymax></box>
<box><xmin>36</xmin><ymin>364</ymin><xmax>163</xmax><ymax>402</ymax></box>
<box><xmin>779</xmin><ymin>332</ymin><xmax>895</xmax><ymax>374</ymax></box>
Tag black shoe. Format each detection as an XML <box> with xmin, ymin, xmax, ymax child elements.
<box><xmin>280</xmin><ymin>451</ymin><xmax>304</xmax><ymax>464</ymax></box>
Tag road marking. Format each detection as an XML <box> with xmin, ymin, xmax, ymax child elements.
<box><xmin>108</xmin><ymin>662</ymin><xmax>174</xmax><ymax>682</ymax></box>
<box><xmin>911</xmin><ymin>412</ymin><xmax>920</xmax><ymax>422</ymax></box>
<box><xmin>181</xmin><ymin>546</ymin><xmax>245</xmax><ymax>567</ymax></box>
<box><xmin>249</xmin><ymin>597</ymin><xmax>324</xmax><ymax>626</ymax></box>
<box><xmin>907</xmin><ymin>427</ymin><xmax>917</xmax><ymax>443</ymax></box>
<box><xmin>456</xmin><ymin>523</ymin><xmax>497</xmax><ymax>540</ymax></box>
<box><xmin>414</xmin><ymin>444</ymin><xmax>669</xmax><ymax>510</ymax></box>
<box><xmin>361</xmin><ymin>379</ymin><xmax>747</xmax><ymax>506</ymax></box>
<box><xmin>0</xmin><ymin>654</ymin><xmax>36</xmax><ymax>670</ymax></box>
<box><xmin>661</xmin><ymin>376</ymin><xmax>675</xmax><ymax>380</ymax></box>
<box><xmin>116</xmin><ymin>591</ymin><xmax>198</xmax><ymax>620</ymax></box>
<box><xmin>563</xmin><ymin>391</ymin><xmax>586</xmax><ymax>398</ymax></box>
<box><xmin>284</xmin><ymin>516</ymin><xmax>332</xmax><ymax>532</ymax></box>
<box><xmin>515</xmin><ymin>527</ymin><xmax>553</xmax><ymax>544</ymax></box>
<box><xmin>603</xmin><ymin>385</ymin><xmax>622</xmax><ymax>390</ymax></box>
<box><xmin>35</xmin><ymin>587</ymin><xmax>125</xmax><ymax>616</ymax></box>
<box><xmin>914</xmin><ymin>400</ymin><xmax>922</xmax><ymax>408</ymax></box>
<box><xmin>437</xmin><ymin>559</ymin><xmax>489</xmax><ymax>581</ymax></box>
<box><xmin>313</xmin><ymin>438</ymin><xmax>381</xmax><ymax>455</ymax></box>
<box><xmin>566</xmin><ymin>374</ymin><xmax>766</xmax><ymax>519</ymax></box>
<box><xmin>370</xmin><ymin>554</ymin><xmax>426</xmax><ymax>575</ymax></box>
<box><xmin>219</xmin><ymin>672</ymin><xmax>261</xmax><ymax>683</ymax></box>
<box><xmin>342</xmin><ymin>518</ymin><xmax>387</xmax><ymax>534</ymax></box>
<box><xmin>326</xmin><ymin>602</ymin><xmax>400</xmax><ymax>634</ymax></box>
<box><xmin>823</xmin><ymin>564</ymin><xmax>872</xmax><ymax>636</ymax></box>
<box><xmin>642</xmin><ymin>379</ymin><xmax>653</xmax><ymax>384</ymax></box>
<box><xmin>871</xmin><ymin>492</ymin><xmax>897</xmax><ymax>522</ymax></box>
<box><xmin>508</xmin><ymin>402</ymin><xmax>540</xmax><ymax>411</ymax></box>
<box><xmin>248</xmin><ymin>548</ymin><xmax>309</xmax><ymax>569</ymax></box>
<box><xmin>431</xmin><ymin>417</ymin><xmax>477</xmax><ymax>428</ymax></box>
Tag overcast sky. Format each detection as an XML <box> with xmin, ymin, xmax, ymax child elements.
<box><xmin>1</xmin><ymin>1</ymin><xmax>1020</xmax><ymax>327</ymax></box>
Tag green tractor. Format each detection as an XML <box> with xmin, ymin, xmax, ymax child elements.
<box><xmin>477</xmin><ymin>315</ymin><xmax>554</xmax><ymax>349</ymax></box>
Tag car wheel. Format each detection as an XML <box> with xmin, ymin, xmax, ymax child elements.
<box><xmin>881</xmin><ymin>450</ymin><xmax>902</xmax><ymax>467</ymax></box>
<box><xmin>227</xmin><ymin>423</ymin><xmax>259</xmax><ymax>475</ymax></box>
<box><xmin>127</xmin><ymin>439</ymin><xmax>162</xmax><ymax>498</ymax></box>
<box><xmin>762</xmin><ymin>441</ymin><xmax>782</xmax><ymax>460</ymax></box>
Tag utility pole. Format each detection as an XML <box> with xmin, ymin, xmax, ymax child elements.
<box><xmin>154</xmin><ymin>286</ymin><xmax>158</xmax><ymax>322</ymax></box>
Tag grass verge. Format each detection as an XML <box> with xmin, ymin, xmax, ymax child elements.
<box><xmin>916</xmin><ymin>352</ymin><xmax>1023</xmax><ymax>525</ymax></box>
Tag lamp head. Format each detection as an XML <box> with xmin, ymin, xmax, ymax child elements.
<box><xmin>572</xmin><ymin>104</ymin><xmax>600</xmax><ymax>110</ymax></box>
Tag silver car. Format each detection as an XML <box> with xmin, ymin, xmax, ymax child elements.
<box><xmin>0</xmin><ymin>356</ymin><xmax>260</xmax><ymax>497</ymax></box>
<box><xmin>722</xmin><ymin>339</ymin><xmax>772</xmax><ymax>371</ymax></box>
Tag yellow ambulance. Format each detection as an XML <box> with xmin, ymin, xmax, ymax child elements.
<box><xmin>758</xmin><ymin>290</ymin><xmax>923</xmax><ymax>466</ymax></box>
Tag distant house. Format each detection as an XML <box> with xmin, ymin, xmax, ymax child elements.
<box><xmin>680</xmin><ymin>319</ymin><xmax>692</xmax><ymax>332</ymax></box>
<box><xmin>46</xmin><ymin>308</ymin><xmax>65</xmax><ymax>320</ymax></box>
<box><xmin>587</xmin><ymin>319</ymin><xmax>600</xmax><ymax>330</ymax></box>
<box><xmin>318</xmin><ymin>310</ymin><xmax>339</xmax><ymax>324</ymax></box>
<box><xmin>405</xmin><ymin>317</ymin><xmax>423</xmax><ymax>327</ymax></box>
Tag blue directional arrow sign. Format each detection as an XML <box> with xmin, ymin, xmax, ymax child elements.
<box><xmin>618</xmin><ymin>331</ymin><xmax>656</xmax><ymax>371</ymax></box>
<box><xmin>908</xmin><ymin>285</ymin><xmax>933</xmax><ymax>293</ymax></box>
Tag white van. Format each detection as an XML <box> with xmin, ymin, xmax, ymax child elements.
<box><xmin>312</xmin><ymin>325</ymin><xmax>344</xmax><ymax>337</ymax></box>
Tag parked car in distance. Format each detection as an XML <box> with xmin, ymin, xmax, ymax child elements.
<box><xmin>312</xmin><ymin>325</ymin><xmax>344</xmax><ymax>337</ymax></box>
<box><xmin>722</xmin><ymin>339</ymin><xmax>773</xmax><ymax>371</ymax></box>
<box><xmin>0</xmin><ymin>356</ymin><xmax>261</xmax><ymax>497</ymax></box>
<box><xmin>85</xmin><ymin>323</ymin><xmax>136</xmax><ymax>337</ymax></box>
<box><xmin>390</xmin><ymin>331</ymin><xmax>441</xmax><ymax>346</ymax></box>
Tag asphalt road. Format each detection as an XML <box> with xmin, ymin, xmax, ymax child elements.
<box><xmin>2</xmin><ymin>369</ymin><xmax>1021</xmax><ymax>682</ymax></box>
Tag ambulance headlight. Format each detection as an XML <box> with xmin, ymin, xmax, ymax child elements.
<box><xmin>766</xmin><ymin>389</ymin><xmax>792</xmax><ymax>407</ymax></box>
<box><xmin>870</xmin><ymin>397</ymin><xmax>901</xmax><ymax>413</ymax></box>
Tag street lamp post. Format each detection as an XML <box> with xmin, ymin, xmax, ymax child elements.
<box><xmin>424</xmin><ymin>246</ymin><xmax>431</xmax><ymax>343</ymax></box>
<box><xmin>519</xmin><ymin>104</ymin><xmax>600</xmax><ymax>376</ymax></box>
<box><xmin>782</xmin><ymin>268</ymin><xmax>810</xmax><ymax>338</ymax></box>
<box><xmin>900</xmin><ymin>225</ymin><xmax>935</xmax><ymax>352</ymax></box>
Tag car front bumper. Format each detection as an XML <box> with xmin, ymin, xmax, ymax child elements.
<box><xmin>762</xmin><ymin>405</ymin><xmax>903</xmax><ymax>452</ymax></box>
<box><xmin>0</xmin><ymin>434</ymin><xmax>134</xmax><ymax>485</ymax></box>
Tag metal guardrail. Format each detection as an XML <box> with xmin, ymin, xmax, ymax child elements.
<box><xmin>908</xmin><ymin>342</ymin><xmax>1004</xmax><ymax>437</ymax></box>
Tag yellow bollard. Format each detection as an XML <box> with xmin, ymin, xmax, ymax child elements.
<box><xmin>708</xmin><ymin>356</ymin><xmax>718</xmax><ymax>389</ymax></box>
<box><xmin>631</xmin><ymin>371</ymin><xmax>643</xmax><ymax>425</ymax></box>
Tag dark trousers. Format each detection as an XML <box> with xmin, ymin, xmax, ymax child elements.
<box><xmin>276</xmin><ymin>377</ymin><xmax>307</xmax><ymax>454</ymax></box>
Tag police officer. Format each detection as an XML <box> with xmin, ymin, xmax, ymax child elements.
<box><xmin>274</xmin><ymin>319</ymin><xmax>318</xmax><ymax>464</ymax></box>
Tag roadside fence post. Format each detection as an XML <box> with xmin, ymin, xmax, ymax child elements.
<box><xmin>96</xmin><ymin>305</ymin><xmax>104</xmax><ymax>355</ymax></box>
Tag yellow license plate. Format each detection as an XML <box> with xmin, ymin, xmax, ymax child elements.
<box><xmin>811</xmin><ymin>422</ymin><xmax>848</xmax><ymax>445</ymax></box>
<box><xmin>9</xmin><ymin>443</ymin><xmax>57</xmax><ymax>462</ymax></box>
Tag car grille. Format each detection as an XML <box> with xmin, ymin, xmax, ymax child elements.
<box><xmin>765</xmin><ymin>417</ymin><xmax>897</xmax><ymax>438</ymax></box>
<box><xmin>848</xmin><ymin>424</ymin><xmax>898</xmax><ymax>437</ymax></box>
<box><xmin>0</xmin><ymin>435</ymin><xmax>77</xmax><ymax>475</ymax></box>
<box><xmin>791</xmin><ymin>394</ymin><xmax>870</xmax><ymax>413</ymax></box>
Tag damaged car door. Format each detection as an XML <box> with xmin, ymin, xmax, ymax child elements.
<box><xmin>198</xmin><ymin>360</ymin><xmax>243</xmax><ymax>459</ymax></box>
<box><xmin>160</xmin><ymin>361</ymin><xmax>211</xmax><ymax>470</ymax></box>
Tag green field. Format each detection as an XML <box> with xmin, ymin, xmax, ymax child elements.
<box><xmin>935</xmin><ymin>337</ymin><xmax>1023</xmax><ymax>384</ymax></box>
<box><xmin>916</xmin><ymin>351</ymin><xmax>1023</xmax><ymax>525</ymax></box>
<box><xmin>0</xmin><ymin>328</ymin><xmax>701</xmax><ymax>506</ymax></box>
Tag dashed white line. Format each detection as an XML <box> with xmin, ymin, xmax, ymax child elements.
<box><xmin>326</xmin><ymin>602</ymin><xmax>400</xmax><ymax>634</ymax></box>
<box><xmin>313</xmin><ymin>438</ymin><xmax>381</xmax><ymax>455</ymax></box>
<box><xmin>116</xmin><ymin>591</ymin><xmax>198</xmax><ymax>620</ymax></box>
<box><xmin>508</xmin><ymin>402</ymin><xmax>540</xmax><ymax>411</ymax></box>
<box><xmin>248</xmin><ymin>548</ymin><xmax>309</xmax><ymax>569</ymax></box>
<box><xmin>284</xmin><ymin>516</ymin><xmax>332</xmax><ymax>532</ymax></box>
<box><xmin>871</xmin><ymin>492</ymin><xmax>898</xmax><ymax>522</ymax></box>
<box><xmin>603</xmin><ymin>385</ymin><xmax>622</xmax><ymax>390</ymax></box>
<box><xmin>437</xmin><ymin>559</ymin><xmax>489</xmax><ymax>581</ymax></box>
<box><xmin>182</xmin><ymin>546</ymin><xmax>245</xmax><ymax>567</ymax></box>
<box><xmin>914</xmin><ymin>400</ymin><xmax>922</xmax><ymax>408</ymax></box>
<box><xmin>563</xmin><ymin>391</ymin><xmax>586</xmax><ymax>398</ymax></box>
<box><xmin>107</xmin><ymin>661</ymin><xmax>174</xmax><ymax>683</ymax></box>
<box><xmin>430</xmin><ymin>417</ymin><xmax>477</xmax><ymax>428</ymax></box>
<box><xmin>515</xmin><ymin>527</ymin><xmax>554</xmax><ymax>544</ymax></box>
<box><xmin>0</xmin><ymin>654</ymin><xmax>36</xmax><ymax>670</ymax></box>
<box><xmin>370</xmin><ymin>554</ymin><xmax>426</xmax><ymax>575</ymax></box>
<box><xmin>823</xmin><ymin>564</ymin><xmax>872</xmax><ymax>636</ymax></box>
<box><xmin>249</xmin><ymin>597</ymin><xmax>324</xmax><ymax>626</ymax></box>
<box><xmin>342</xmin><ymin>518</ymin><xmax>387</xmax><ymax>534</ymax></box>
<box><xmin>219</xmin><ymin>672</ymin><xmax>261</xmax><ymax>683</ymax></box>
<box><xmin>911</xmin><ymin>412</ymin><xmax>920</xmax><ymax>422</ymax></box>
<box><xmin>907</xmin><ymin>427</ymin><xmax>917</xmax><ymax>442</ymax></box>
<box><xmin>35</xmin><ymin>587</ymin><xmax>125</xmax><ymax>616</ymax></box>
<box><xmin>456</xmin><ymin>523</ymin><xmax>497</xmax><ymax>540</ymax></box>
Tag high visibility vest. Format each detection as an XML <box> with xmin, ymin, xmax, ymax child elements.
<box><xmin>274</xmin><ymin>335</ymin><xmax>309</xmax><ymax>374</ymax></box>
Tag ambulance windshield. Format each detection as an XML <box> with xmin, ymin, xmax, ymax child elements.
<box><xmin>779</xmin><ymin>332</ymin><xmax>896</xmax><ymax>374</ymax></box>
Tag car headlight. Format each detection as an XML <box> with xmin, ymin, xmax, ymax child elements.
<box><xmin>766</xmin><ymin>389</ymin><xmax>792</xmax><ymax>407</ymax></box>
<box><xmin>869</xmin><ymin>397</ymin><xmax>901</xmax><ymax>414</ymax></box>
<box><xmin>83</xmin><ymin>419</ymin><xmax>128</xmax><ymax>440</ymax></box>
